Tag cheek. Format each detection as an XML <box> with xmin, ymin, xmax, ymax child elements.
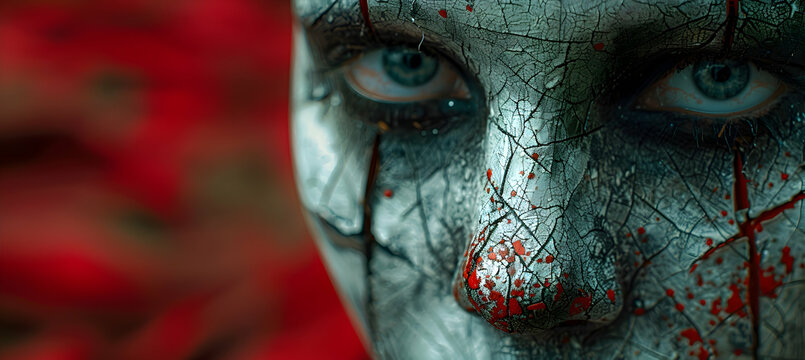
<box><xmin>597</xmin><ymin>124</ymin><xmax>805</xmax><ymax>355</ymax></box>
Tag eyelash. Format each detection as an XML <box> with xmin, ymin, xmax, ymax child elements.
<box><xmin>603</xmin><ymin>53</ymin><xmax>805</xmax><ymax>148</ymax></box>
<box><xmin>320</xmin><ymin>45</ymin><xmax>484</xmax><ymax>134</ymax></box>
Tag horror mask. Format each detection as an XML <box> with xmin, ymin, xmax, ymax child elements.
<box><xmin>290</xmin><ymin>0</ymin><xmax>805</xmax><ymax>358</ymax></box>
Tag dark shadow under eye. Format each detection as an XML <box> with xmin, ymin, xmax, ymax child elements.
<box><xmin>382</xmin><ymin>48</ymin><xmax>440</xmax><ymax>86</ymax></box>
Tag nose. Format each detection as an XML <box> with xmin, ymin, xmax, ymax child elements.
<box><xmin>454</xmin><ymin>147</ymin><xmax>622</xmax><ymax>334</ymax></box>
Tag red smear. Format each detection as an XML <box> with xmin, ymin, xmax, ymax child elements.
<box><xmin>466</xmin><ymin>5</ymin><xmax>473</xmax><ymax>12</ymax></box>
<box><xmin>680</xmin><ymin>328</ymin><xmax>702</xmax><ymax>345</ymax></box>
<box><xmin>514</xmin><ymin>278</ymin><xmax>524</xmax><ymax>287</ymax></box>
<box><xmin>607</xmin><ymin>289</ymin><xmax>616</xmax><ymax>303</ymax></box>
<box><xmin>527</xmin><ymin>302</ymin><xmax>546</xmax><ymax>311</ymax></box>
<box><xmin>593</xmin><ymin>42</ymin><xmax>605</xmax><ymax>51</ymax></box>
<box><xmin>527</xmin><ymin>172</ymin><xmax>535</xmax><ymax>179</ymax></box>
<box><xmin>553</xmin><ymin>282</ymin><xmax>564</xmax><ymax>302</ymax></box>
<box><xmin>724</xmin><ymin>0</ymin><xmax>740</xmax><ymax>50</ymax></box>
<box><xmin>486</xmin><ymin>168</ymin><xmax>492</xmax><ymax>181</ymax></box>
<box><xmin>438</xmin><ymin>9</ymin><xmax>447</xmax><ymax>18</ymax></box>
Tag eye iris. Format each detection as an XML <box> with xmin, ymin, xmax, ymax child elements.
<box><xmin>692</xmin><ymin>60</ymin><xmax>749</xmax><ymax>100</ymax></box>
<box><xmin>382</xmin><ymin>48</ymin><xmax>439</xmax><ymax>87</ymax></box>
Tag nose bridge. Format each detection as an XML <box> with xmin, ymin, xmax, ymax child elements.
<box><xmin>455</xmin><ymin>122</ymin><xmax>622</xmax><ymax>334</ymax></box>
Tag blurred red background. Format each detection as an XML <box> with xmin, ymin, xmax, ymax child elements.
<box><xmin>0</xmin><ymin>1</ymin><xmax>367</xmax><ymax>359</ymax></box>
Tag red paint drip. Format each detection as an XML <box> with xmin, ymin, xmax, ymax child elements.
<box><xmin>358</xmin><ymin>0</ymin><xmax>376</xmax><ymax>36</ymax></box>
<box><xmin>781</xmin><ymin>246</ymin><xmax>794</xmax><ymax>274</ymax></box>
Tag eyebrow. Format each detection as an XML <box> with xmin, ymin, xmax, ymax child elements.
<box><xmin>299</xmin><ymin>0</ymin><xmax>805</xmax><ymax>72</ymax></box>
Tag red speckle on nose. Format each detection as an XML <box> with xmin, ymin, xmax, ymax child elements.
<box><xmin>606</xmin><ymin>289</ymin><xmax>616</xmax><ymax>303</ymax></box>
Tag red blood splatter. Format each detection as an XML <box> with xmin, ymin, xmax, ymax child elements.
<box><xmin>512</xmin><ymin>240</ymin><xmax>526</xmax><ymax>256</ymax></box>
<box><xmin>696</xmin><ymin>346</ymin><xmax>709</xmax><ymax>360</ymax></box>
<box><xmin>680</xmin><ymin>328</ymin><xmax>703</xmax><ymax>345</ymax></box>
<box><xmin>725</xmin><ymin>284</ymin><xmax>744</xmax><ymax>315</ymax></box>
<box><xmin>527</xmin><ymin>302</ymin><xmax>546</xmax><ymax>311</ymax></box>
<box><xmin>710</xmin><ymin>297</ymin><xmax>722</xmax><ymax>315</ymax></box>
<box><xmin>553</xmin><ymin>282</ymin><xmax>564</xmax><ymax>302</ymax></box>
<box><xmin>593</xmin><ymin>42</ymin><xmax>605</xmax><ymax>51</ymax></box>
<box><xmin>531</xmin><ymin>153</ymin><xmax>539</xmax><ymax>160</ymax></box>
<box><xmin>781</xmin><ymin>172</ymin><xmax>789</xmax><ymax>180</ymax></box>
<box><xmin>781</xmin><ymin>246</ymin><xmax>794</xmax><ymax>274</ymax></box>
<box><xmin>383</xmin><ymin>189</ymin><xmax>393</xmax><ymax>198</ymax></box>
<box><xmin>467</xmin><ymin>266</ymin><xmax>480</xmax><ymax>289</ymax></box>
<box><xmin>488</xmin><ymin>252</ymin><xmax>497</xmax><ymax>261</ymax></box>
<box><xmin>438</xmin><ymin>9</ymin><xmax>447</xmax><ymax>18</ymax></box>
<box><xmin>705</xmin><ymin>238</ymin><xmax>713</xmax><ymax>246</ymax></box>
<box><xmin>734</xmin><ymin>349</ymin><xmax>743</xmax><ymax>356</ymax></box>
<box><xmin>728</xmin><ymin>219</ymin><xmax>735</xmax><ymax>225</ymax></box>
<box><xmin>687</xmin><ymin>292</ymin><xmax>694</xmax><ymax>300</ymax></box>
<box><xmin>514</xmin><ymin>278</ymin><xmax>524</xmax><ymax>287</ymax></box>
<box><xmin>689</xmin><ymin>264</ymin><xmax>698</xmax><ymax>273</ymax></box>
<box><xmin>675</xmin><ymin>303</ymin><xmax>685</xmax><ymax>312</ymax></box>
<box><xmin>699</xmin><ymin>299</ymin><xmax>706</xmax><ymax>306</ymax></box>
<box><xmin>607</xmin><ymin>289</ymin><xmax>616</xmax><ymax>303</ymax></box>
<box><xmin>716</xmin><ymin>257</ymin><xmax>723</xmax><ymax>265</ymax></box>
<box><xmin>508</xmin><ymin>298</ymin><xmax>522</xmax><ymax>315</ymax></box>
<box><xmin>466</xmin><ymin>5</ymin><xmax>473</xmax><ymax>12</ymax></box>
<box><xmin>511</xmin><ymin>190</ymin><xmax>517</xmax><ymax>197</ymax></box>
<box><xmin>759</xmin><ymin>268</ymin><xmax>782</xmax><ymax>298</ymax></box>
<box><xmin>511</xmin><ymin>289</ymin><xmax>525</xmax><ymax>297</ymax></box>
<box><xmin>527</xmin><ymin>172</ymin><xmax>535</xmax><ymax>179</ymax></box>
<box><xmin>634</xmin><ymin>308</ymin><xmax>645</xmax><ymax>315</ymax></box>
<box><xmin>486</xmin><ymin>168</ymin><xmax>492</xmax><ymax>181</ymax></box>
<box><xmin>569</xmin><ymin>294</ymin><xmax>593</xmax><ymax>315</ymax></box>
<box><xmin>720</xmin><ymin>210</ymin><xmax>728</xmax><ymax>217</ymax></box>
<box><xmin>637</xmin><ymin>227</ymin><xmax>646</xmax><ymax>235</ymax></box>
<box><xmin>545</xmin><ymin>255</ymin><xmax>554</xmax><ymax>263</ymax></box>
<box><xmin>666</xmin><ymin>288</ymin><xmax>675</xmax><ymax>297</ymax></box>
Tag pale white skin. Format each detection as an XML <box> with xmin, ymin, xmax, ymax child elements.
<box><xmin>291</xmin><ymin>0</ymin><xmax>805</xmax><ymax>358</ymax></box>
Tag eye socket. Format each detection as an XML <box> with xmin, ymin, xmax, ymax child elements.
<box><xmin>343</xmin><ymin>47</ymin><xmax>471</xmax><ymax>103</ymax></box>
<box><xmin>635</xmin><ymin>59</ymin><xmax>787</xmax><ymax>117</ymax></box>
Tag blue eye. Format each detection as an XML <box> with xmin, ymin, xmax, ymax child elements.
<box><xmin>636</xmin><ymin>60</ymin><xmax>786</xmax><ymax>117</ymax></box>
<box><xmin>343</xmin><ymin>48</ymin><xmax>470</xmax><ymax>103</ymax></box>
<box><xmin>382</xmin><ymin>48</ymin><xmax>440</xmax><ymax>86</ymax></box>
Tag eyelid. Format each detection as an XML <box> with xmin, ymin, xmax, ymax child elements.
<box><xmin>343</xmin><ymin>49</ymin><xmax>471</xmax><ymax>103</ymax></box>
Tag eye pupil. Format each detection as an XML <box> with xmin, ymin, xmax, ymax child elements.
<box><xmin>692</xmin><ymin>60</ymin><xmax>749</xmax><ymax>100</ymax></box>
<box><xmin>382</xmin><ymin>48</ymin><xmax>439</xmax><ymax>87</ymax></box>
<box><xmin>404</xmin><ymin>53</ymin><xmax>423</xmax><ymax>69</ymax></box>
<box><xmin>711</xmin><ymin>65</ymin><xmax>731</xmax><ymax>83</ymax></box>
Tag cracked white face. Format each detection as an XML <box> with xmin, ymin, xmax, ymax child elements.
<box><xmin>290</xmin><ymin>0</ymin><xmax>805</xmax><ymax>358</ymax></box>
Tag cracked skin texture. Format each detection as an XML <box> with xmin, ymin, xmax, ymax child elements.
<box><xmin>290</xmin><ymin>0</ymin><xmax>805</xmax><ymax>358</ymax></box>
